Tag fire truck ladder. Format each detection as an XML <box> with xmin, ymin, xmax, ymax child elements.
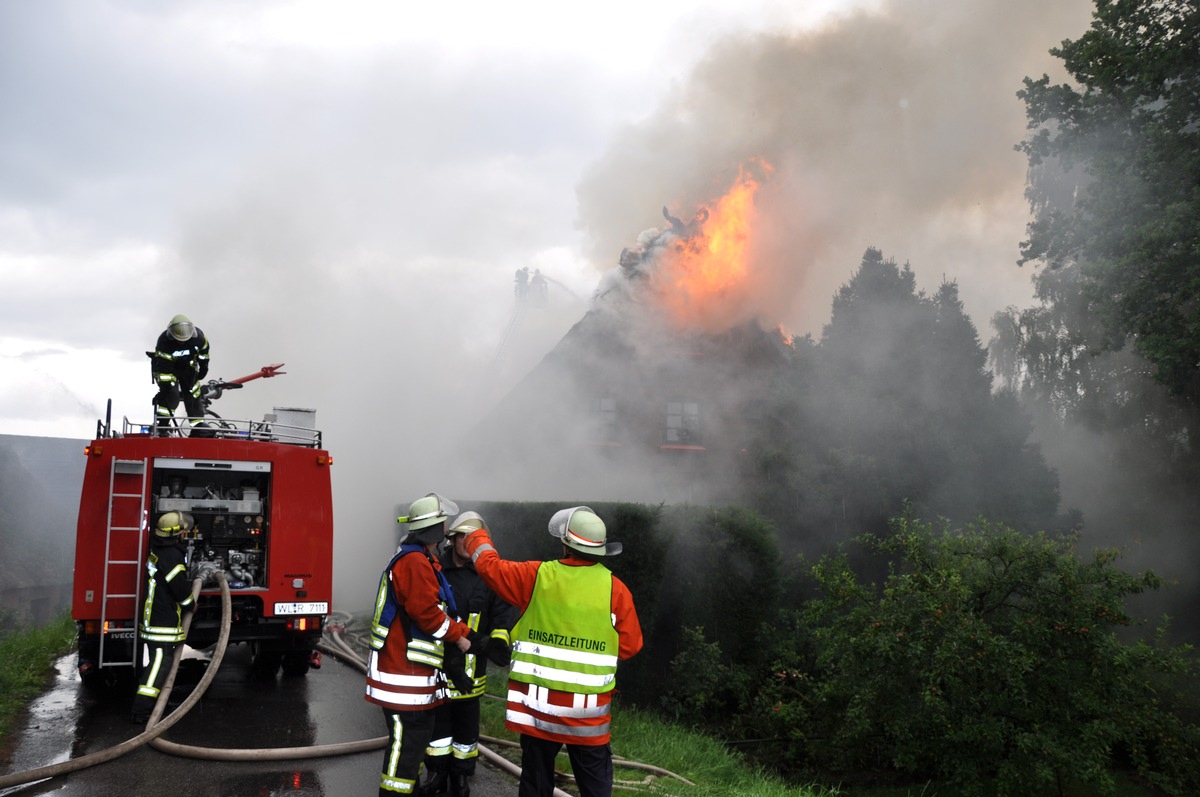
<box><xmin>99</xmin><ymin>458</ymin><xmax>149</xmax><ymax>669</ymax></box>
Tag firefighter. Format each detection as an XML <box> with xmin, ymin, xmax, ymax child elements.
<box><xmin>131</xmin><ymin>511</ymin><xmax>196</xmax><ymax>724</ymax></box>
<box><xmin>422</xmin><ymin>512</ymin><xmax>518</xmax><ymax>797</ymax></box>
<box><xmin>150</xmin><ymin>313</ymin><xmax>210</xmax><ymax>434</ymax></box>
<box><xmin>366</xmin><ymin>493</ymin><xmax>482</xmax><ymax>797</ymax></box>
<box><xmin>460</xmin><ymin>507</ymin><xmax>643</xmax><ymax>797</ymax></box>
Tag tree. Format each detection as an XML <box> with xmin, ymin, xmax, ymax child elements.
<box><xmin>805</xmin><ymin>249</ymin><xmax>1059</xmax><ymax>536</ymax></box>
<box><xmin>994</xmin><ymin>0</ymin><xmax>1200</xmax><ymax>646</ymax></box>
<box><xmin>1016</xmin><ymin>0</ymin><xmax>1200</xmax><ymax>401</ymax></box>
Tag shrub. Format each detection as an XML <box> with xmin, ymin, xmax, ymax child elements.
<box><xmin>764</xmin><ymin>515</ymin><xmax>1199</xmax><ymax>795</ymax></box>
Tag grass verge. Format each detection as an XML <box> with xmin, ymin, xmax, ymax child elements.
<box><xmin>0</xmin><ymin>614</ymin><xmax>76</xmax><ymax>758</ymax></box>
<box><xmin>478</xmin><ymin>677</ymin><xmax>1172</xmax><ymax>796</ymax></box>
<box><xmin>479</xmin><ymin>681</ymin><xmax>840</xmax><ymax>797</ymax></box>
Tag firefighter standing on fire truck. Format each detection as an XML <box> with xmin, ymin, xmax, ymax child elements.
<box><xmin>131</xmin><ymin>511</ymin><xmax>196</xmax><ymax>724</ymax></box>
<box><xmin>150</xmin><ymin>313</ymin><xmax>210</xmax><ymax>433</ymax></box>
<box><xmin>461</xmin><ymin>506</ymin><xmax>643</xmax><ymax>797</ymax></box>
<box><xmin>366</xmin><ymin>493</ymin><xmax>483</xmax><ymax>797</ymax></box>
<box><xmin>422</xmin><ymin>512</ymin><xmax>517</xmax><ymax>797</ymax></box>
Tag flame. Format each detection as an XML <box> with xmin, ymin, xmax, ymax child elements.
<box><xmin>654</xmin><ymin>161</ymin><xmax>771</xmax><ymax>331</ymax></box>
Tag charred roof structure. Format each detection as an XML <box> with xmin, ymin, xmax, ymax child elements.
<box><xmin>460</xmin><ymin>212</ymin><xmax>790</xmax><ymax>504</ymax></box>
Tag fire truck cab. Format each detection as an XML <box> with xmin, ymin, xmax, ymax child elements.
<box><xmin>71</xmin><ymin>400</ymin><xmax>334</xmax><ymax>685</ymax></box>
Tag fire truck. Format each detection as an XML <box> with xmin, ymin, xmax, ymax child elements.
<box><xmin>71</xmin><ymin>365</ymin><xmax>334</xmax><ymax>685</ymax></box>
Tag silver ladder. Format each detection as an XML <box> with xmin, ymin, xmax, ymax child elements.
<box><xmin>99</xmin><ymin>458</ymin><xmax>149</xmax><ymax>668</ymax></box>
<box><xmin>492</xmin><ymin>301</ymin><xmax>527</xmax><ymax>368</ymax></box>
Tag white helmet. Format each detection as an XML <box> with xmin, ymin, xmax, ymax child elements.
<box><xmin>447</xmin><ymin>511</ymin><xmax>488</xmax><ymax>536</ymax></box>
<box><xmin>548</xmin><ymin>506</ymin><xmax>621</xmax><ymax>556</ymax></box>
<box><xmin>168</xmin><ymin>314</ymin><xmax>195</xmax><ymax>342</ymax></box>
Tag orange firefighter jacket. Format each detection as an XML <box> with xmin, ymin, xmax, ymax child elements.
<box><xmin>365</xmin><ymin>545</ymin><xmax>471</xmax><ymax>712</ymax></box>
<box><xmin>464</xmin><ymin>528</ymin><xmax>643</xmax><ymax>745</ymax></box>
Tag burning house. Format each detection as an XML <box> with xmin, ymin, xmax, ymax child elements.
<box><xmin>461</xmin><ymin>167</ymin><xmax>791</xmax><ymax>504</ymax></box>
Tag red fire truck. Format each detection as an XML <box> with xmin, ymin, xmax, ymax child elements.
<box><xmin>71</xmin><ymin>365</ymin><xmax>334</xmax><ymax>684</ymax></box>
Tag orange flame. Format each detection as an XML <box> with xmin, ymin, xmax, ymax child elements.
<box><xmin>654</xmin><ymin>161</ymin><xmax>771</xmax><ymax>331</ymax></box>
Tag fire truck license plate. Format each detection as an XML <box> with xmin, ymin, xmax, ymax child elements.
<box><xmin>274</xmin><ymin>601</ymin><xmax>329</xmax><ymax>615</ymax></box>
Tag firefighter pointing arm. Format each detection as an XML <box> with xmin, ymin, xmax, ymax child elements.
<box><xmin>462</xmin><ymin>507</ymin><xmax>643</xmax><ymax>797</ymax></box>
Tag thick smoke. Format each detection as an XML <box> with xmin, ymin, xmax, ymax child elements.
<box><xmin>576</xmin><ymin>0</ymin><xmax>1093</xmax><ymax>337</ymax></box>
<box><xmin>160</xmin><ymin>0</ymin><xmax>1102</xmax><ymax>611</ymax></box>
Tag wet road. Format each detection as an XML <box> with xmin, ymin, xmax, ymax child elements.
<box><xmin>1</xmin><ymin>643</ymin><xmax>524</xmax><ymax>797</ymax></box>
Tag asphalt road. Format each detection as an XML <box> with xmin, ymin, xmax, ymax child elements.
<box><xmin>1</xmin><ymin>643</ymin><xmax>526</xmax><ymax>797</ymax></box>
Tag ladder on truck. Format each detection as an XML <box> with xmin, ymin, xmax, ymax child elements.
<box><xmin>99</xmin><ymin>458</ymin><xmax>149</xmax><ymax>669</ymax></box>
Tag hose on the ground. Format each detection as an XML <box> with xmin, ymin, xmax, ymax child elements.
<box><xmin>0</xmin><ymin>576</ymin><xmax>214</xmax><ymax>790</ymax></box>
<box><xmin>2</xmin><ymin>596</ymin><xmax>689</xmax><ymax>795</ymax></box>
<box><xmin>314</xmin><ymin>628</ymin><xmax>577</xmax><ymax>797</ymax></box>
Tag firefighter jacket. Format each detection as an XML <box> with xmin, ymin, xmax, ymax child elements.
<box><xmin>464</xmin><ymin>529</ymin><xmax>643</xmax><ymax>746</ymax></box>
<box><xmin>151</xmin><ymin>327</ymin><xmax>210</xmax><ymax>389</ymax></box>
<box><xmin>365</xmin><ymin>544</ymin><xmax>471</xmax><ymax>712</ymax></box>
<box><xmin>437</xmin><ymin>547</ymin><xmax>518</xmax><ymax>699</ymax></box>
<box><xmin>139</xmin><ymin>537</ymin><xmax>195</xmax><ymax>644</ymax></box>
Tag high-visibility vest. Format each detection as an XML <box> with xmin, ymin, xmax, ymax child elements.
<box><xmin>510</xmin><ymin>561</ymin><xmax>619</xmax><ymax>694</ymax></box>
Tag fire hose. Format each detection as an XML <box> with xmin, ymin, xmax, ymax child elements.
<box><xmin>0</xmin><ymin>574</ymin><xmax>379</xmax><ymax>790</ymax></box>
<box><xmin>0</xmin><ymin>582</ymin><xmax>688</xmax><ymax>794</ymax></box>
<box><xmin>0</xmin><ymin>576</ymin><xmax>221</xmax><ymax>790</ymax></box>
<box><xmin>313</xmin><ymin>621</ymin><xmax>577</xmax><ymax>797</ymax></box>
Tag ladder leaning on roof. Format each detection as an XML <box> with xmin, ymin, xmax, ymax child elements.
<box><xmin>492</xmin><ymin>301</ymin><xmax>528</xmax><ymax>369</ymax></box>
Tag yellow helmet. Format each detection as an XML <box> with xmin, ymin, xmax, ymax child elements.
<box><xmin>155</xmin><ymin>511</ymin><xmax>194</xmax><ymax>537</ymax></box>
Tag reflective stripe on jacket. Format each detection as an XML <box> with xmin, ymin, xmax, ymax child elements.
<box><xmin>365</xmin><ymin>543</ymin><xmax>468</xmax><ymax>712</ymax></box>
<box><xmin>139</xmin><ymin>542</ymin><xmax>195</xmax><ymax>643</ymax></box>
<box><xmin>151</xmin><ymin>328</ymin><xmax>210</xmax><ymax>386</ymax></box>
<box><xmin>465</xmin><ymin>529</ymin><xmax>643</xmax><ymax>745</ymax></box>
<box><xmin>369</xmin><ymin>544</ymin><xmax>459</xmax><ymax>668</ymax></box>
<box><xmin>510</xmin><ymin>561</ymin><xmax>619</xmax><ymax>694</ymax></box>
<box><xmin>504</xmin><ymin>561</ymin><xmax>620</xmax><ymax>743</ymax></box>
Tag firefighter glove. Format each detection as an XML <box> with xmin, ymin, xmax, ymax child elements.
<box><xmin>485</xmin><ymin>638</ymin><xmax>512</xmax><ymax>667</ymax></box>
<box><xmin>442</xmin><ymin>644</ymin><xmax>473</xmax><ymax>695</ymax></box>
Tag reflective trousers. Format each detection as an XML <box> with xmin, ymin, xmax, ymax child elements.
<box><xmin>379</xmin><ymin>708</ymin><xmax>436</xmax><ymax>796</ymax></box>
<box><xmin>132</xmin><ymin>639</ymin><xmax>178</xmax><ymax>719</ymax></box>
<box><xmin>153</xmin><ymin>381</ymin><xmax>204</xmax><ymax>428</ymax></box>
<box><xmin>426</xmin><ymin>697</ymin><xmax>481</xmax><ymax>776</ymax></box>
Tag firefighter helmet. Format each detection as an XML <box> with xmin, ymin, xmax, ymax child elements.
<box><xmin>447</xmin><ymin>511</ymin><xmax>487</xmax><ymax>536</ymax></box>
<box><xmin>398</xmin><ymin>493</ymin><xmax>458</xmax><ymax>545</ymax></box>
<box><xmin>548</xmin><ymin>506</ymin><xmax>622</xmax><ymax>556</ymax></box>
<box><xmin>155</xmin><ymin>511</ymin><xmax>194</xmax><ymax>537</ymax></box>
<box><xmin>168</xmin><ymin>314</ymin><xmax>195</xmax><ymax>342</ymax></box>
